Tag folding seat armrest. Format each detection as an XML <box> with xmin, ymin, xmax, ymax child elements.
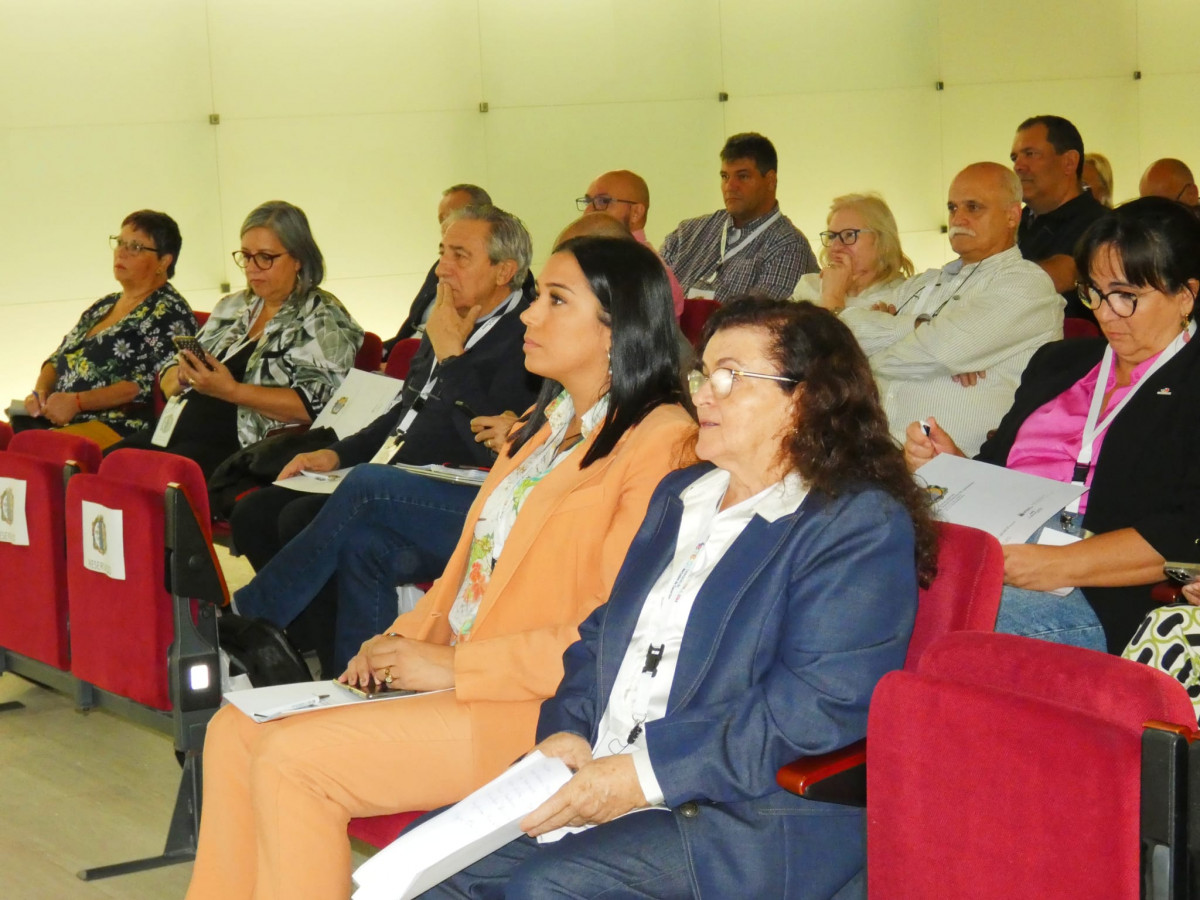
<box><xmin>776</xmin><ymin>738</ymin><xmax>866</xmax><ymax>806</ymax></box>
<box><xmin>1142</xmin><ymin>721</ymin><xmax>1192</xmax><ymax>900</ymax></box>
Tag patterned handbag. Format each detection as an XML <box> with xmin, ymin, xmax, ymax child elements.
<box><xmin>1123</xmin><ymin>604</ymin><xmax>1200</xmax><ymax>722</ymax></box>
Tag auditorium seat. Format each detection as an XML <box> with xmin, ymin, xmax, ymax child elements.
<box><xmin>679</xmin><ymin>298</ymin><xmax>720</xmax><ymax>346</ymax></box>
<box><xmin>355</xmin><ymin>332</ymin><xmax>384</xmax><ymax>372</ymax></box>
<box><xmin>0</xmin><ymin>421</ymin><xmax>12</xmax><ymax>450</ymax></box>
<box><xmin>385</xmin><ymin>337</ymin><xmax>421</xmax><ymax>380</ymax></box>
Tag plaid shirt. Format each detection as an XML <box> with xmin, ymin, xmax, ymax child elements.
<box><xmin>659</xmin><ymin>204</ymin><xmax>817</xmax><ymax>303</ymax></box>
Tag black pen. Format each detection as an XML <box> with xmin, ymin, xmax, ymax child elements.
<box><xmin>454</xmin><ymin>400</ymin><xmax>479</xmax><ymax>418</ymax></box>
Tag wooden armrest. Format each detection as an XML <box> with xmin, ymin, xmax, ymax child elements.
<box><xmin>776</xmin><ymin>738</ymin><xmax>866</xmax><ymax>807</ymax></box>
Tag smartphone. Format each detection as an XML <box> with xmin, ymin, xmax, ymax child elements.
<box><xmin>1164</xmin><ymin>561</ymin><xmax>1200</xmax><ymax>585</ymax></box>
<box><xmin>172</xmin><ymin>334</ymin><xmax>214</xmax><ymax>369</ymax></box>
<box><xmin>332</xmin><ymin>678</ymin><xmax>413</xmax><ymax>700</ymax></box>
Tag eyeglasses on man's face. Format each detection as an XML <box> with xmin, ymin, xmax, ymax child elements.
<box><xmin>110</xmin><ymin>236</ymin><xmax>158</xmax><ymax>255</ymax></box>
<box><xmin>688</xmin><ymin>366</ymin><xmax>799</xmax><ymax>399</ymax></box>
<box><xmin>232</xmin><ymin>250</ymin><xmax>288</xmax><ymax>271</ymax></box>
<box><xmin>576</xmin><ymin>194</ymin><xmax>637</xmax><ymax>212</ymax></box>
<box><xmin>818</xmin><ymin>228</ymin><xmax>874</xmax><ymax>247</ymax></box>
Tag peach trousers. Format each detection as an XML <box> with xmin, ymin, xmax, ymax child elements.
<box><xmin>185</xmin><ymin>690</ymin><xmax>477</xmax><ymax>900</ymax></box>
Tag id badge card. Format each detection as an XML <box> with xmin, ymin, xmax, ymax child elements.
<box><xmin>686</xmin><ymin>287</ymin><xmax>716</xmax><ymax>301</ymax></box>
<box><xmin>151</xmin><ymin>396</ymin><xmax>188</xmax><ymax>447</ymax></box>
<box><xmin>368</xmin><ymin>434</ymin><xmax>404</xmax><ymax>466</ymax></box>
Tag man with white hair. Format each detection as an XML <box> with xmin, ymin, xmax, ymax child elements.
<box><xmin>820</xmin><ymin>162</ymin><xmax>1064</xmax><ymax>455</ymax></box>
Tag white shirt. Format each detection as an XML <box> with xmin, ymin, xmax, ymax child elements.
<box><xmin>839</xmin><ymin>246</ymin><xmax>1063</xmax><ymax>456</ymax></box>
<box><xmin>594</xmin><ymin>468</ymin><xmax>808</xmax><ymax>804</ymax></box>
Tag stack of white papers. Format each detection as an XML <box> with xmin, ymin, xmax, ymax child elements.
<box><xmin>312</xmin><ymin>369</ymin><xmax>404</xmax><ymax>439</ymax></box>
<box><xmin>224</xmin><ymin>681</ymin><xmax>440</xmax><ymax>722</ymax></box>
<box><xmin>352</xmin><ymin>752</ymin><xmax>572</xmax><ymax>900</ymax></box>
<box><xmin>916</xmin><ymin>454</ymin><xmax>1086</xmax><ymax>544</ymax></box>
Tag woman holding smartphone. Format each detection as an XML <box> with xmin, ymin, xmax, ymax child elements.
<box><xmin>13</xmin><ymin>210</ymin><xmax>195</xmax><ymax>449</ymax></box>
<box><xmin>110</xmin><ymin>200</ymin><xmax>363</xmax><ymax>477</ymax></box>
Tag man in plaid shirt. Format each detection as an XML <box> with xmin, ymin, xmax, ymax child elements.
<box><xmin>660</xmin><ymin>132</ymin><xmax>817</xmax><ymax>303</ymax></box>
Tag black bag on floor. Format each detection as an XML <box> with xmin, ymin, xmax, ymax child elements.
<box><xmin>218</xmin><ymin>613</ymin><xmax>312</xmax><ymax>686</ymax></box>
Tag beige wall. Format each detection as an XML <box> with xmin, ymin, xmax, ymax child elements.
<box><xmin>3</xmin><ymin>0</ymin><xmax>1199</xmax><ymax>408</ymax></box>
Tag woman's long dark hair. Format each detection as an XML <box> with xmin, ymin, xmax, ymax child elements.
<box><xmin>507</xmin><ymin>236</ymin><xmax>690</xmax><ymax>467</ymax></box>
<box><xmin>699</xmin><ymin>296</ymin><xmax>939</xmax><ymax>584</ymax></box>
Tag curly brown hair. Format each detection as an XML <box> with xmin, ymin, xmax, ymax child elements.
<box><xmin>698</xmin><ymin>296</ymin><xmax>939</xmax><ymax>585</ymax></box>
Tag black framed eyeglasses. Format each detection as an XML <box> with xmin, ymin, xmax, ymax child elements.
<box><xmin>688</xmin><ymin>367</ymin><xmax>799</xmax><ymax>399</ymax></box>
<box><xmin>1075</xmin><ymin>282</ymin><xmax>1149</xmax><ymax>318</ymax></box>
<box><xmin>818</xmin><ymin>228</ymin><xmax>874</xmax><ymax>247</ymax></box>
<box><xmin>110</xmin><ymin>236</ymin><xmax>158</xmax><ymax>255</ymax></box>
<box><xmin>232</xmin><ymin>250</ymin><xmax>288</xmax><ymax>270</ymax></box>
<box><xmin>576</xmin><ymin>195</ymin><xmax>637</xmax><ymax>212</ymax></box>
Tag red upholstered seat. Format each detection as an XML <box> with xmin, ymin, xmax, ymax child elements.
<box><xmin>355</xmin><ymin>332</ymin><xmax>383</xmax><ymax>372</ymax></box>
<box><xmin>867</xmin><ymin>632</ymin><xmax>1196</xmax><ymax>899</ymax></box>
<box><xmin>679</xmin><ymin>298</ymin><xmax>720</xmax><ymax>347</ymax></box>
<box><xmin>193</xmin><ymin>310</ymin><xmax>210</xmax><ymax>327</ymax></box>
<box><xmin>777</xmin><ymin>522</ymin><xmax>1002</xmax><ymax>798</ymax></box>
<box><xmin>66</xmin><ymin>450</ymin><xmax>210</xmax><ymax>710</ymax></box>
<box><xmin>0</xmin><ymin>421</ymin><xmax>12</xmax><ymax>450</ymax></box>
<box><xmin>1064</xmin><ymin>317</ymin><xmax>1102</xmax><ymax>339</ymax></box>
<box><xmin>0</xmin><ymin>432</ymin><xmax>102</xmax><ymax>669</ymax></box>
<box><xmin>347</xmin><ymin>810</ymin><xmax>426</xmax><ymax>849</ymax></box>
<box><xmin>385</xmin><ymin>338</ymin><xmax>421</xmax><ymax>380</ymax></box>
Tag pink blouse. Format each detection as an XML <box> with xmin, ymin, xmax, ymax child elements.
<box><xmin>1005</xmin><ymin>349</ymin><xmax>1165</xmax><ymax>513</ymax></box>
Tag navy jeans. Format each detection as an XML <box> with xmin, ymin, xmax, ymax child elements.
<box><xmin>419</xmin><ymin>810</ymin><xmax>695</xmax><ymax>899</ymax></box>
<box><xmin>234</xmin><ymin>464</ymin><xmax>478</xmax><ymax>671</ymax></box>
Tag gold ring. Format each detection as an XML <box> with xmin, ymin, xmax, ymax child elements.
<box><xmin>382</xmin><ymin>666</ymin><xmax>393</xmax><ymax>684</ymax></box>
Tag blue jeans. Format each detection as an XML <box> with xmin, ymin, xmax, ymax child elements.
<box><xmin>418</xmin><ymin>811</ymin><xmax>695</xmax><ymax>899</ymax></box>
<box><xmin>994</xmin><ymin>513</ymin><xmax>1107</xmax><ymax>652</ymax></box>
<box><xmin>234</xmin><ymin>464</ymin><xmax>478</xmax><ymax>671</ymax></box>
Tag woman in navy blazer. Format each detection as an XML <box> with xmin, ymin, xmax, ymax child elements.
<box><xmin>424</xmin><ymin>297</ymin><xmax>938</xmax><ymax>899</ymax></box>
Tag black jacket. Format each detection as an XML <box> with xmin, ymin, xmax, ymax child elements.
<box><xmin>333</xmin><ymin>282</ymin><xmax>541</xmax><ymax>470</ymax></box>
<box><xmin>978</xmin><ymin>335</ymin><xmax>1200</xmax><ymax>651</ymax></box>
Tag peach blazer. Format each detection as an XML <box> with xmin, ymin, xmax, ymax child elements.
<box><xmin>390</xmin><ymin>402</ymin><xmax>695</xmax><ymax>782</ymax></box>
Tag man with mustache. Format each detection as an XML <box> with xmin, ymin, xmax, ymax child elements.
<box><xmin>1011</xmin><ymin>115</ymin><xmax>1109</xmax><ymax>321</ymax></box>
<box><xmin>822</xmin><ymin>162</ymin><xmax>1063</xmax><ymax>456</ymax></box>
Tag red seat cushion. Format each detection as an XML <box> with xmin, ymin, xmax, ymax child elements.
<box><xmin>347</xmin><ymin>810</ymin><xmax>426</xmax><ymax>849</ymax></box>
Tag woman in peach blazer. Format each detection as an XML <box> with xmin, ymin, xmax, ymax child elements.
<box><xmin>187</xmin><ymin>236</ymin><xmax>695</xmax><ymax>900</ymax></box>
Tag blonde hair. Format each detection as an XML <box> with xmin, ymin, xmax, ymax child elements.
<box><xmin>821</xmin><ymin>193</ymin><xmax>914</xmax><ymax>285</ymax></box>
<box><xmin>1084</xmin><ymin>153</ymin><xmax>1114</xmax><ymax>207</ymax></box>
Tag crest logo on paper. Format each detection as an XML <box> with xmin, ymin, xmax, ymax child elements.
<box><xmin>91</xmin><ymin>515</ymin><xmax>108</xmax><ymax>555</ymax></box>
<box><xmin>0</xmin><ymin>488</ymin><xmax>13</xmax><ymax>526</ymax></box>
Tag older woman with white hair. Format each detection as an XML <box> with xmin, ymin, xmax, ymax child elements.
<box><xmin>110</xmin><ymin>200</ymin><xmax>363</xmax><ymax>477</ymax></box>
<box><xmin>793</xmin><ymin>192</ymin><xmax>913</xmax><ymax>311</ymax></box>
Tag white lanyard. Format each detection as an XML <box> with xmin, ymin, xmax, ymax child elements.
<box><xmin>390</xmin><ymin>289</ymin><xmax>521</xmax><ymax>438</ymax></box>
<box><xmin>1065</xmin><ymin>322</ymin><xmax>1194</xmax><ymax>513</ymax></box>
<box><xmin>702</xmin><ymin>211</ymin><xmax>782</xmax><ymax>285</ymax></box>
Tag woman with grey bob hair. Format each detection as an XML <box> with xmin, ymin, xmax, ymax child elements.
<box><xmin>108</xmin><ymin>200</ymin><xmax>363</xmax><ymax>478</ymax></box>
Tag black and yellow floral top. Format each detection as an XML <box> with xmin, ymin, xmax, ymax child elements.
<box><xmin>49</xmin><ymin>284</ymin><xmax>196</xmax><ymax>436</ymax></box>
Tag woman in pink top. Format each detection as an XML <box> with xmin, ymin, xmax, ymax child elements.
<box><xmin>904</xmin><ymin>197</ymin><xmax>1200</xmax><ymax>653</ymax></box>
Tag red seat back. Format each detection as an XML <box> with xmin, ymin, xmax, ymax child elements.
<box><xmin>904</xmin><ymin>521</ymin><xmax>1003</xmax><ymax>668</ymax></box>
<box><xmin>1064</xmin><ymin>317</ymin><xmax>1101</xmax><ymax>339</ymax></box>
<box><xmin>193</xmin><ymin>310</ymin><xmax>210</xmax><ymax>327</ymax></box>
<box><xmin>0</xmin><ymin>432</ymin><xmax>102</xmax><ymax>669</ymax></box>
<box><xmin>66</xmin><ymin>451</ymin><xmax>209</xmax><ymax>710</ymax></box>
<box><xmin>347</xmin><ymin>810</ymin><xmax>425</xmax><ymax>848</ymax></box>
<box><xmin>0</xmin><ymin>421</ymin><xmax>12</xmax><ymax>450</ymax></box>
<box><xmin>355</xmin><ymin>332</ymin><xmax>383</xmax><ymax>372</ymax></box>
<box><xmin>384</xmin><ymin>338</ymin><xmax>421</xmax><ymax>380</ymax></box>
<box><xmin>679</xmin><ymin>299</ymin><xmax>721</xmax><ymax>346</ymax></box>
<box><xmin>867</xmin><ymin>633</ymin><xmax>1196</xmax><ymax>900</ymax></box>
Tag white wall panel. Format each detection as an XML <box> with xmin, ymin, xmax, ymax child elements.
<box><xmin>938</xmin><ymin>78</ymin><xmax>1140</xmax><ymax>191</ymax></box>
<box><xmin>213</xmin><ymin>110</ymin><xmax>487</xmax><ymax>287</ymax></box>
<box><xmin>0</xmin><ymin>299</ymin><xmax>97</xmax><ymax>423</ymax></box>
<box><xmin>938</xmin><ymin>0</ymin><xmax>1138</xmax><ymax>85</ymax></box>
<box><xmin>323</xmin><ymin>273</ymin><xmax>429</xmax><ymax>343</ymax></box>
<box><xmin>1137</xmin><ymin>1</ymin><xmax>1200</xmax><ymax>76</ymax></box>
<box><xmin>0</xmin><ymin>0</ymin><xmax>212</xmax><ymax>127</ymax></box>
<box><xmin>721</xmin><ymin>0</ymin><xmax>939</xmax><ymax>96</ymax></box>
<box><xmin>724</xmin><ymin>87</ymin><xmax>944</xmax><ymax>258</ymax></box>
<box><xmin>0</xmin><ymin>122</ymin><xmax>223</xmax><ymax>302</ymax></box>
<box><xmin>478</xmin><ymin>0</ymin><xmax>721</xmax><ymax>108</ymax></box>
<box><xmin>482</xmin><ymin>100</ymin><xmax>724</xmax><ymax>264</ymax></box>
<box><xmin>207</xmin><ymin>0</ymin><xmax>482</xmax><ymax>119</ymax></box>
<box><xmin>1136</xmin><ymin>74</ymin><xmax>1200</xmax><ymax>186</ymax></box>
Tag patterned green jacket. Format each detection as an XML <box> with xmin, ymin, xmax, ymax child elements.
<box><xmin>179</xmin><ymin>287</ymin><xmax>363</xmax><ymax>447</ymax></box>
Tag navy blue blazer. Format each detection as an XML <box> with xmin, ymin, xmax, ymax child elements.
<box><xmin>537</xmin><ymin>464</ymin><xmax>919</xmax><ymax>899</ymax></box>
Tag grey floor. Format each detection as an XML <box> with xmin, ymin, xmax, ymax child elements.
<box><xmin>0</xmin><ymin>547</ymin><xmax>372</xmax><ymax>899</ymax></box>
